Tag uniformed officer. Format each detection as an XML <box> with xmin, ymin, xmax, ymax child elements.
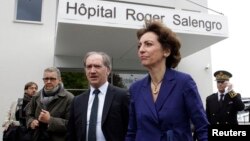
<box><xmin>206</xmin><ymin>70</ymin><xmax>245</xmax><ymax>125</ymax></box>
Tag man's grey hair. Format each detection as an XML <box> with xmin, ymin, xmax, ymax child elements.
<box><xmin>44</xmin><ymin>67</ymin><xmax>61</xmax><ymax>78</ymax></box>
<box><xmin>83</xmin><ymin>51</ymin><xmax>112</xmax><ymax>70</ymax></box>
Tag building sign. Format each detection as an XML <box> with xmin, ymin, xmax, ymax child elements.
<box><xmin>58</xmin><ymin>0</ymin><xmax>228</xmax><ymax>36</ymax></box>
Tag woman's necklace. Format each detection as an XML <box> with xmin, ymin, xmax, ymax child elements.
<box><xmin>151</xmin><ymin>80</ymin><xmax>163</xmax><ymax>95</ymax></box>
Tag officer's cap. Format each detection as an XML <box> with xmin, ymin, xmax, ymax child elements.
<box><xmin>214</xmin><ymin>70</ymin><xmax>232</xmax><ymax>81</ymax></box>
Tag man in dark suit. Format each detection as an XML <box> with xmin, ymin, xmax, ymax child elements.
<box><xmin>206</xmin><ymin>70</ymin><xmax>245</xmax><ymax>125</ymax></box>
<box><xmin>67</xmin><ymin>51</ymin><xmax>129</xmax><ymax>141</ymax></box>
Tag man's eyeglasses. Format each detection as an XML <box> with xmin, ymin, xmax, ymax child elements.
<box><xmin>217</xmin><ymin>81</ymin><xmax>225</xmax><ymax>84</ymax></box>
<box><xmin>43</xmin><ymin>77</ymin><xmax>57</xmax><ymax>81</ymax></box>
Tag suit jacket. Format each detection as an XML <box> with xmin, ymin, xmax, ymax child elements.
<box><xmin>67</xmin><ymin>84</ymin><xmax>129</xmax><ymax>141</ymax></box>
<box><xmin>125</xmin><ymin>68</ymin><xmax>209</xmax><ymax>141</ymax></box>
<box><xmin>206</xmin><ymin>92</ymin><xmax>245</xmax><ymax>125</ymax></box>
<box><xmin>26</xmin><ymin>87</ymin><xmax>74</xmax><ymax>141</ymax></box>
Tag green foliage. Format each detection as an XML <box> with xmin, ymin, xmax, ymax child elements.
<box><xmin>61</xmin><ymin>72</ymin><xmax>126</xmax><ymax>96</ymax></box>
<box><xmin>109</xmin><ymin>73</ymin><xmax>126</xmax><ymax>88</ymax></box>
<box><xmin>61</xmin><ymin>72</ymin><xmax>87</xmax><ymax>89</ymax></box>
<box><xmin>61</xmin><ymin>72</ymin><xmax>88</xmax><ymax>95</ymax></box>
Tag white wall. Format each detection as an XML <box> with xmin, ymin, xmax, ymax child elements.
<box><xmin>209</xmin><ymin>0</ymin><xmax>250</xmax><ymax>98</ymax></box>
<box><xmin>178</xmin><ymin>47</ymin><xmax>213</xmax><ymax>107</ymax></box>
<box><xmin>0</xmin><ymin>0</ymin><xmax>57</xmax><ymax>138</ymax></box>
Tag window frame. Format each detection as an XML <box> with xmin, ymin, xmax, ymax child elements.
<box><xmin>14</xmin><ymin>0</ymin><xmax>44</xmax><ymax>24</ymax></box>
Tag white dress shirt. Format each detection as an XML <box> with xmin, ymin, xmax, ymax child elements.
<box><xmin>86</xmin><ymin>82</ymin><xmax>108</xmax><ymax>141</ymax></box>
<box><xmin>218</xmin><ymin>91</ymin><xmax>226</xmax><ymax>101</ymax></box>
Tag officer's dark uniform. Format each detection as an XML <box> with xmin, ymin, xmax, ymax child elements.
<box><xmin>206</xmin><ymin>70</ymin><xmax>245</xmax><ymax>125</ymax></box>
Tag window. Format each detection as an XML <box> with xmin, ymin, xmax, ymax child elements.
<box><xmin>15</xmin><ymin>0</ymin><xmax>43</xmax><ymax>22</ymax></box>
<box><xmin>118</xmin><ymin>73</ymin><xmax>146</xmax><ymax>89</ymax></box>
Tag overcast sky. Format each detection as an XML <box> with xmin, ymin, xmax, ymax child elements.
<box><xmin>208</xmin><ymin>0</ymin><xmax>250</xmax><ymax>97</ymax></box>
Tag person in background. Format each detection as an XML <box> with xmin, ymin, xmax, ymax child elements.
<box><xmin>2</xmin><ymin>81</ymin><xmax>38</xmax><ymax>141</ymax></box>
<box><xmin>206</xmin><ymin>70</ymin><xmax>245</xmax><ymax>125</ymax></box>
<box><xmin>26</xmin><ymin>67</ymin><xmax>74</xmax><ymax>141</ymax></box>
<box><xmin>67</xmin><ymin>51</ymin><xmax>129</xmax><ymax>141</ymax></box>
<box><xmin>16</xmin><ymin>82</ymin><xmax>38</xmax><ymax>126</ymax></box>
<box><xmin>125</xmin><ymin>20</ymin><xmax>209</xmax><ymax>141</ymax></box>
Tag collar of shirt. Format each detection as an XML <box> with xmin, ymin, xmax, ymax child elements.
<box><xmin>217</xmin><ymin>92</ymin><xmax>226</xmax><ymax>100</ymax></box>
<box><xmin>90</xmin><ymin>81</ymin><xmax>109</xmax><ymax>95</ymax></box>
<box><xmin>87</xmin><ymin>81</ymin><xmax>108</xmax><ymax>141</ymax></box>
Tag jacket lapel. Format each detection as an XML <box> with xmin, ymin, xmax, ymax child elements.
<box><xmin>142</xmin><ymin>76</ymin><xmax>159</xmax><ymax>121</ymax></box>
<box><xmin>213</xmin><ymin>93</ymin><xmax>221</xmax><ymax>112</ymax></box>
<box><xmin>155</xmin><ymin>69</ymin><xmax>176</xmax><ymax>112</ymax></box>
<box><xmin>81</xmin><ymin>90</ymin><xmax>90</xmax><ymax>140</ymax></box>
<box><xmin>101</xmin><ymin>84</ymin><xmax>114</xmax><ymax>125</ymax></box>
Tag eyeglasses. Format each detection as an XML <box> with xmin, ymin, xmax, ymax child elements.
<box><xmin>217</xmin><ymin>81</ymin><xmax>225</xmax><ymax>84</ymax></box>
<box><xmin>43</xmin><ymin>77</ymin><xmax>57</xmax><ymax>81</ymax></box>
